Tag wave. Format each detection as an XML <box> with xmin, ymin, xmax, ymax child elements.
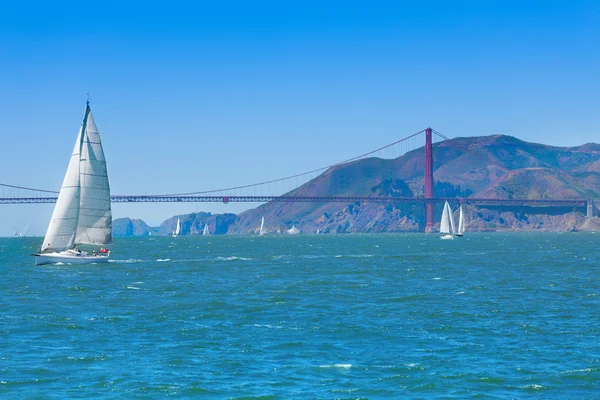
<box><xmin>253</xmin><ymin>324</ymin><xmax>283</xmax><ymax>329</ymax></box>
<box><xmin>560</xmin><ymin>367</ymin><xmax>598</xmax><ymax>374</ymax></box>
<box><xmin>520</xmin><ymin>384</ymin><xmax>545</xmax><ymax>390</ymax></box>
<box><xmin>319</xmin><ymin>363</ymin><xmax>353</xmax><ymax>369</ymax></box>
<box><xmin>110</xmin><ymin>259</ymin><xmax>144</xmax><ymax>263</ymax></box>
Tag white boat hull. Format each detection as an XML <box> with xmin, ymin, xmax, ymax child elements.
<box><xmin>35</xmin><ymin>250</ymin><xmax>110</xmax><ymax>265</ymax></box>
<box><xmin>440</xmin><ymin>234</ymin><xmax>454</xmax><ymax>240</ymax></box>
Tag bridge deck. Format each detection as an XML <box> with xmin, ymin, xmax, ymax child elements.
<box><xmin>0</xmin><ymin>195</ymin><xmax>587</xmax><ymax>207</ymax></box>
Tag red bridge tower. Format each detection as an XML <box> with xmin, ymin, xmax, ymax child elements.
<box><xmin>425</xmin><ymin>127</ymin><xmax>434</xmax><ymax>232</ymax></box>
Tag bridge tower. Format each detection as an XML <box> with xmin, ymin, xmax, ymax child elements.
<box><xmin>425</xmin><ymin>127</ymin><xmax>434</xmax><ymax>232</ymax></box>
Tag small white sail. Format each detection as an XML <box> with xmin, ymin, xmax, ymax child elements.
<box><xmin>440</xmin><ymin>201</ymin><xmax>455</xmax><ymax>239</ymax></box>
<box><xmin>457</xmin><ymin>205</ymin><xmax>465</xmax><ymax>236</ymax></box>
<box><xmin>287</xmin><ymin>225</ymin><xmax>300</xmax><ymax>235</ymax></box>
<box><xmin>440</xmin><ymin>202</ymin><xmax>451</xmax><ymax>235</ymax></box>
<box><xmin>203</xmin><ymin>222</ymin><xmax>210</xmax><ymax>236</ymax></box>
<box><xmin>22</xmin><ymin>221</ymin><xmax>31</xmax><ymax>237</ymax></box>
<box><xmin>259</xmin><ymin>217</ymin><xmax>265</xmax><ymax>236</ymax></box>
<box><xmin>449</xmin><ymin>203</ymin><xmax>456</xmax><ymax>235</ymax></box>
<box><xmin>172</xmin><ymin>217</ymin><xmax>181</xmax><ymax>237</ymax></box>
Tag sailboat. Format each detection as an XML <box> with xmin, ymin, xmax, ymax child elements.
<box><xmin>259</xmin><ymin>217</ymin><xmax>265</xmax><ymax>236</ymax></box>
<box><xmin>35</xmin><ymin>101</ymin><xmax>112</xmax><ymax>265</ymax></box>
<box><xmin>202</xmin><ymin>222</ymin><xmax>210</xmax><ymax>236</ymax></box>
<box><xmin>13</xmin><ymin>221</ymin><xmax>31</xmax><ymax>238</ymax></box>
<box><xmin>439</xmin><ymin>201</ymin><xmax>455</xmax><ymax>240</ymax></box>
<box><xmin>456</xmin><ymin>205</ymin><xmax>465</xmax><ymax>237</ymax></box>
<box><xmin>287</xmin><ymin>225</ymin><xmax>300</xmax><ymax>235</ymax></box>
<box><xmin>172</xmin><ymin>218</ymin><xmax>181</xmax><ymax>237</ymax></box>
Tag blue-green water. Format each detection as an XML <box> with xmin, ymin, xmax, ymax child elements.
<box><xmin>1</xmin><ymin>233</ymin><xmax>599</xmax><ymax>399</ymax></box>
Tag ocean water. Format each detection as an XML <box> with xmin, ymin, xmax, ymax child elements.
<box><xmin>1</xmin><ymin>233</ymin><xmax>599</xmax><ymax>399</ymax></box>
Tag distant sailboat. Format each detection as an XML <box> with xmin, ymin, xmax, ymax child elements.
<box><xmin>172</xmin><ymin>218</ymin><xmax>181</xmax><ymax>237</ymax></box>
<box><xmin>259</xmin><ymin>217</ymin><xmax>266</xmax><ymax>236</ymax></box>
<box><xmin>439</xmin><ymin>201</ymin><xmax>455</xmax><ymax>240</ymax></box>
<box><xmin>287</xmin><ymin>225</ymin><xmax>300</xmax><ymax>235</ymax></box>
<box><xmin>34</xmin><ymin>101</ymin><xmax>112</xmax><ymax>265</ymax></box>
<box><xmin>14</xmin><ymin>221</ymin><xmax>31</xmax><ymax>238</ymax></box>
<box><xmin>456</xmin><ymin>205</ymin><xmax>465</xmax><ymax>237</ymax></box>
<box><xmin>316</xmin><ymin>228</ymin><xmax>321</xmax><ymax>234</ymax></box>
<box><xmin>202</xmin><ymin>222</ymin><xmax>210</xmax><ymax>236</ymax></box>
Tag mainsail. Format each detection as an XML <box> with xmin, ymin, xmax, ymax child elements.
<box><xmin>203</xmin><ymin>223</ymin><xmax>209</xmax><ymax>236</ymax></box>
<box><xmin>259</xmin><ymin>217</ymin><xmax>265</xmax><ymax>236</ymax></box>
<box><xmin>76</xmin><ymin>108</ymin><xmax>112</xmax><ymax>246</ymax></box>
<box><xmin>41</xmin><ymin>103</ymin><xmax>111</xmax><ymax>253</ymax></box>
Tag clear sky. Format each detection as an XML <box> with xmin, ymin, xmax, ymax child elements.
<box><xmin>0</xmin><ymin>0</ymin><xmax>599</xmax><ymax>237</ymax></box>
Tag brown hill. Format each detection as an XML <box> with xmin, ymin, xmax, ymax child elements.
<box><xmin>230</xmin><ymin>134</ymin><xmax>600</xmax><ymax>233</ymax></box>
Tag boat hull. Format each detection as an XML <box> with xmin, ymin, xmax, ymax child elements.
<box><xmin>440</xmin><ymin>234</ymin><xmax>454</xmax><ymax>240</ymax></box>
<box><xmin>34</xmin><ymin>252</ymin><xmax>110</xmax><ymax>265</ymax></box>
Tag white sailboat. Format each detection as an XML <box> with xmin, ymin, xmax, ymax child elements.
<box><xmin>202</xmin><ymin>222</ymin><xmax>210</xmax><ymax>236</ymax></box>
<box><xmin>35</xmin><ymin>101</ymin><xmax>112</xmax><ymax>265</ymax></box>
<box><xmin>259</xmin><ymin>217</ymin><xmax>265</xmax><ymax>236</ymax></box>
<box><xmin>439</xmin><ymin>201</ymin><xmax>455</xmax><ymax>240</ymax></box>
<box><xmin>172</xmin><ymin>218</ymin><xmax>181</xmax><ymax>237</ymax></box>
<box><xmin>287</xmin><ymin>225</ymin><xmax>300</xmax><ymax>235</ymax></box>
<box><xmin>456</xmin><ymin>205</ymin><xmax>465</xmax><ymax>237</ymax></box>
<box><xmin>13</xmin><ymin>221</ymin><xmax>31</xmax><ymax>238</ymax></box>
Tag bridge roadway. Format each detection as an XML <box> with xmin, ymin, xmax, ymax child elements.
<box><xmin>0</xmin><ymin>195</ymin><xmax>587</xmax><ymax>207</ymax></box>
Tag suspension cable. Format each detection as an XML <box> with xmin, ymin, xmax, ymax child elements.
<box><xmin>1</xmin><ymin>128</ymin><xmax>427</xmax><ymax>197</ymax></box>
<box><xmin>0</xmin><ymin>183</ymin><xmax>59</xmax><ymax>194</ymax></box>
<box><xmin>153</xmin><ymin>129</ymin><xmax>427</xmax><ymax>196</ymax></box>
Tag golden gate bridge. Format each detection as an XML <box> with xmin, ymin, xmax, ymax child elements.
<box><xmin>0</xmin><ymin>128</ymin><xmax>589</xmax><ymax>231</ymax></box>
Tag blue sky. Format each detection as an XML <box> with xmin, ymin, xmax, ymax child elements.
<box><xmin>0</xmin><ymin>0</ymin><xmax>599</xmax><ymax>236</ymax></box>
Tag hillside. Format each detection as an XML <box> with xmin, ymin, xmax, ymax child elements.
<box><xmin>231</xmin><ymin>135</ymin><xmax>600</xmax><ymax>233</ymax></box>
